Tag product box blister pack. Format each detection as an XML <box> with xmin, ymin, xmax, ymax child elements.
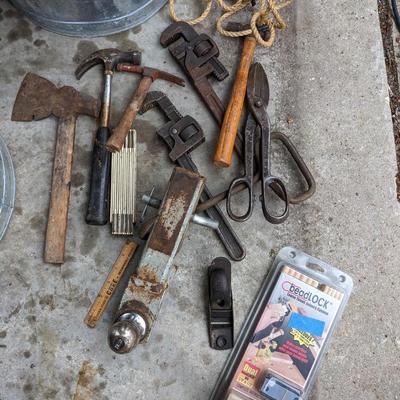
<box><xmin>210</xmin><ymin>246</ymin><xmax>353</xmax><ymax>400</ymax></box>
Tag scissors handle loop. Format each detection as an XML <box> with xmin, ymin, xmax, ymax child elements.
<box><xmin>260</xmin><ymin>176</ymin><xmax>289</xmax><ymax>224</ymax></box>
<box><xmin>227</xmin><ymin>177</ymin><xmax>254</xmax><ymax>222</ymax></box>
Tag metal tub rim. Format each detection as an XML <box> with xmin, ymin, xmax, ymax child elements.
<box><xmin>8</xmin><ymin>0</ymin><xmax>168</xmax><ymax>38</ymax></box>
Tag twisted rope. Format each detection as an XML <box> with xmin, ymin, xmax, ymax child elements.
<box><xmin>168</xmin><ymin>0</ymin><xmax>292</xmax><ymax>47</ymax></box>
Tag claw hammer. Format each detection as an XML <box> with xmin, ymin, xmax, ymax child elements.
<box><xmin>75</xmin><ymin>49</ymin><xmax>141</xmax><ymax>225</ymax></box>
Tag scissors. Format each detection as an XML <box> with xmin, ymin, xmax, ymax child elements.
<box><xmin>226</xmin><ymin>62</ymin><xmax>289</xmax><ymax>224</ymax></box>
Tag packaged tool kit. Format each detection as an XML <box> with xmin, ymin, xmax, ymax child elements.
<box><xmin>210</xmin><ymin>246</ymin><xmax>353</xmax><ymax>400</ymax></box>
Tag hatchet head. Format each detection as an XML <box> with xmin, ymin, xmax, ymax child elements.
<box><xmin>12</xmin><ymin>73</ymin><xmax>100</xmax><ymax>122</ymax></box>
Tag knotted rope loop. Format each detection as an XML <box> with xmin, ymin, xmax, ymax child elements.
<box><xmin>169</xmin><ymin>0</ymin><xmax>213</xmax><ymax>25</ymax></box>
<box><xmin>168</xmin><ymin>0</ymin><xmax>292</xmax><ymax>47</ymax></box>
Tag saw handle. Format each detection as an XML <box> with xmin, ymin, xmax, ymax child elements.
<box><xmin>106</xmin><ymin>76</ymin><xmax>153</xmax><ymax>152</ymax></box>
<box><xmin>44</xmin><ymin>115</ymin><xmax>77</xmax><ymax>264</ymax></box>
<box><xmin>86</xmin><ymin>127</ymin><xmax>111</xmax><ymax>225</ymax></box>
<box><xmin>214</xmin><ymin>36</ymin><xmax>257</xmax><ymax>168</ymax></box>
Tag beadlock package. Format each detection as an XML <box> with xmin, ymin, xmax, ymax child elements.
<box><xmin>210</xmin><ymin>246</ymin><xmax>353</xmax><ymax>400</ymax></box>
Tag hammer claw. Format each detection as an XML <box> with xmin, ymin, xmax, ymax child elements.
<box><xmin>75</xmin><ymin>48</ymin><xmax>141</xmax><ymax>79</ymax></box>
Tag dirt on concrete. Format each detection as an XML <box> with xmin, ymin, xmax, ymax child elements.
<box><xmin>378</xmin><ymin>0</ymin><xmax>400</xmax><ymax>199</ymax></box>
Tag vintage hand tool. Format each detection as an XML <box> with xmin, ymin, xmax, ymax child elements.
<box><xmin>110</xmin><ymin>129</ymin><xmax>137</xmax><ymax>235</ymax></box>
<box><xmin>106</xmin><ymin>65</ymin><xmax>185</xmax><ymax>152</ymax></box>
<box><xmin>160</xmin><ymin>22</ymin><xmax>244</xmax><ymax>158</ymax></box>
<box><xmin>140</xmin><ymin>91</ymin><xmax>246</xmax><ymax>261</ymax></box>
<box><xmin>208</xmin><ymin>257</ymin><xmax>234</xmax><ymax>350</ymax></box>
<box><xmin>108</xmin><ymin>167</ymin><xmax>205</xmax><ymax>354</ymax></box>
<box><xmin>214</xmin><ymin>24</ymin><xmax>269</xmax><ymax>168</ymax></box>
<box><xmin>12</xmin><ymin>73</ymin><xmax>100</xmax><ymax>264</ymax></box>
<box><xmin>198</xmin><ymin>130</ymin><xmax>315</xmax><ymax>213</ymax></box>
<box><xmin>160</xmin><ymin>21</ymin><xmax>229</xmax><ymax>126</ymax></box>
<box><xmin>85</xmin><ymin>240</ymin><xmax>139</xmax><ymax>328</ymax></box>
<box><xmin>227</xmin><ymin>62</ymin><xmax>289</xmax><ymax>224</ymax></box>
<box><xmin>75</xmin><ymin>48</ymin><xmax>141</xmax><ymax>225</ymax></box>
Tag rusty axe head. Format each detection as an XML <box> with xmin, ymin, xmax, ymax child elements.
<box><xmin>11</xmin><ymin>73</ymin><xmax>100</xmax><ymax>121</ymax></box>
<box><xmin>75</xmin><ymin>48</ymin><xmax>141</xmax><ymax>79</ymax></box>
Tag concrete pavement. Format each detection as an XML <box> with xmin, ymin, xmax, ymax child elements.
<box><xmin>0</xmin><ymin>0</ymin><xmax>399</xmax><ymax>399</ymax></box>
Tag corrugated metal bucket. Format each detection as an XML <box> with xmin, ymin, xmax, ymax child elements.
<box><xmin>8</xmin><ymin>0</ymin><xmax>168</xmax><ymax>37</ymax></box>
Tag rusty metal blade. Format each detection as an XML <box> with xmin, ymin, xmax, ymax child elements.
<box><xmin>117</xmin><ymin>64</ymin><xmax>185</xmax><ymax>87</ymax></box>
<box><xmin>157</xmin><ymin>70</ymin><xmax>185</xmax><ymax>87</ymax></box>
<box><xmin>247</xmin><ymin>62</ymin><xmax>269</xmax><ymax>107</ymax></box>
<box><xmin>11</xmin><ymin>73</ymin><xmax>57</xmax><ymax>121</ymax></box>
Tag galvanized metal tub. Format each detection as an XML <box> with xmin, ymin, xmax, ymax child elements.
<box><xmin>0</xmin><ymin>136</ymin><xmax>15</xmax><ymax>241</ymax></box>
<box><xmin>8</xmin><ymin>0</ymin><xmax>168</xmax><ymax>37</ymax></box>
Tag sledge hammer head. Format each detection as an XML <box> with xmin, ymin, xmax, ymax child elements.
<box><xmin>75</xmin><ymin>48</ymin><xmax>141</xmax><ymax>78</ymax></box>
<box><xmin>12</xmin><ymin>73</ymin><xmax>100</xmax><ymax>121</ymax></box>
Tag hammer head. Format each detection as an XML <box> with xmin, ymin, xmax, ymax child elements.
<box><xmin>12</xmin><ymin>73</ymin><xmax>100</xmax><ymax>121</ymax></box>
<box><xmin>75</xmin><ymin>48</ymin><xmax>142</xmax><ymax>79</ymax></box>
<box><xmin>117</xmin><ymin>64</ymin><xmax>185</xmax><ymax>87</ymax></box>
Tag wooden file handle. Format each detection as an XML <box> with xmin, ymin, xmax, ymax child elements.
<box><xmin>214</xmin><ymin>36</ymin><xmax>257</xmax><ymax>168</ymax></box>
<box><xmin>106</xmin><ymin>76</ymin><xmax>153</xmax><ymax>152</ymax></box>
<box><xmin>44</xmin><ymin>115</ymin><xmax>77</xmax><ymax>264</ymax></box>
<box><xmin>84</xmin><ymin>240</ymin><xmax>138</xmax><ymax>328</ymax></box>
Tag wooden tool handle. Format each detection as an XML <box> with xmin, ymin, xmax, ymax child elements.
<box><xmin>84</xmin><ymin>240</ymin><xmax>138</xmax><ymax>328</ymax></box>
<box><xmin>214</xmin><ymin>37</ymin><xmax>257</xmax><ymax>168</ymax></box>
<box><xmin>44</xmin><ymin>115</ymin><xmax>77</xmax><ymax>264</ymax></box>
<box><xmin>106</xmin><ymin>76</ymin><xmax>153</xmax><ymax>152</ymax></box>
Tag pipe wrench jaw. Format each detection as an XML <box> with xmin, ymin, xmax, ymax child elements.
<box><xmin>157</xmin><ymin>115</ymin><xmax>204</xmax><ymax>161</ymax></box>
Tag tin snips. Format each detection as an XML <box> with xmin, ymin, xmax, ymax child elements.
<box><xmin>227</xmin><ymin>63</ymin><xmax>315</xmax><ymax>223</ymax></box>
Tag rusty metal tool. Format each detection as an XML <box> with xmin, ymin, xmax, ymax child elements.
<box><xmin>141</xmin><ymin>191</ymin><xmax>219</xmax><ymax>231</ymax></box>
<box><xmin>12</xmin><ymin>73</ymin><xmax>100</xmax><ymax>264</ymax></box>
<box><xmin>108</xmin><ymin>167</ymin><xmax>205</xmax><ymax>354</ymax></box>
<box><xmin>106</xmin><ymin>65</ymin><xmax>185</xmax><ymax>152</ymax></box>
<box><xmin>208</xmin><ymin>257</ymin><xmax>234</xmax><ymax>350</ymax></box>
<box><xmin>75</xmin><ymin>48</ymin><xmax>141</xmax><ymax>226</ymax></box>
<box><xmin>214</xmin><ymin>24</ymin><xmax>268</xmax><ymax>168</ymax></box>
<box><xmin>160</xmin><ymin>21</ymin><xmax>244</xmax><ymax>158</ymax></box>
<box><xmin>84</xmin><ymin>240</ymin><xmax>139</xmax><ymax>328</ymax></box>
<box><xmin>196</xmin><ymin>130</ymin><xmax>316</xmax><ymax>213</ymax></box>
<box><xmin>160</xmin><ymin>21</ymin><xmax>229</xmax><ymax>126</ymax></box>
<box><xmin>227</xmin><ymin>63</ymin><xmax>289</xmax><ymax>224</ymax></box>
<box><xmin>140</xmin><ymin>91</ymin><xmax>246</xmax><ymax>261</ymax></box>
<box><xmin>110</xmin><ymin>129</ymin><xmax>137</xmax><ymax>235</ymax></box>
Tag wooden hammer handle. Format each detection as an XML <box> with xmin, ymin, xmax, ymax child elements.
<box><xmin>106</xmin><ymin>76</ymin><xmax>153</xmax><ymax>152</ymax></box>
<box><xmin>84</xmin><ymin>240</ymin><xmax>138</xmax><ymax>328</ymax></box>
<box><xmin>44</xmin><ymin>115</ymin><xmax>77</xmax><ymax>264</ymax></box>
<box><xmin>214</xmin><ymin>37</ymin><xmax>257</xmax><ymax>168</ymax></box>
